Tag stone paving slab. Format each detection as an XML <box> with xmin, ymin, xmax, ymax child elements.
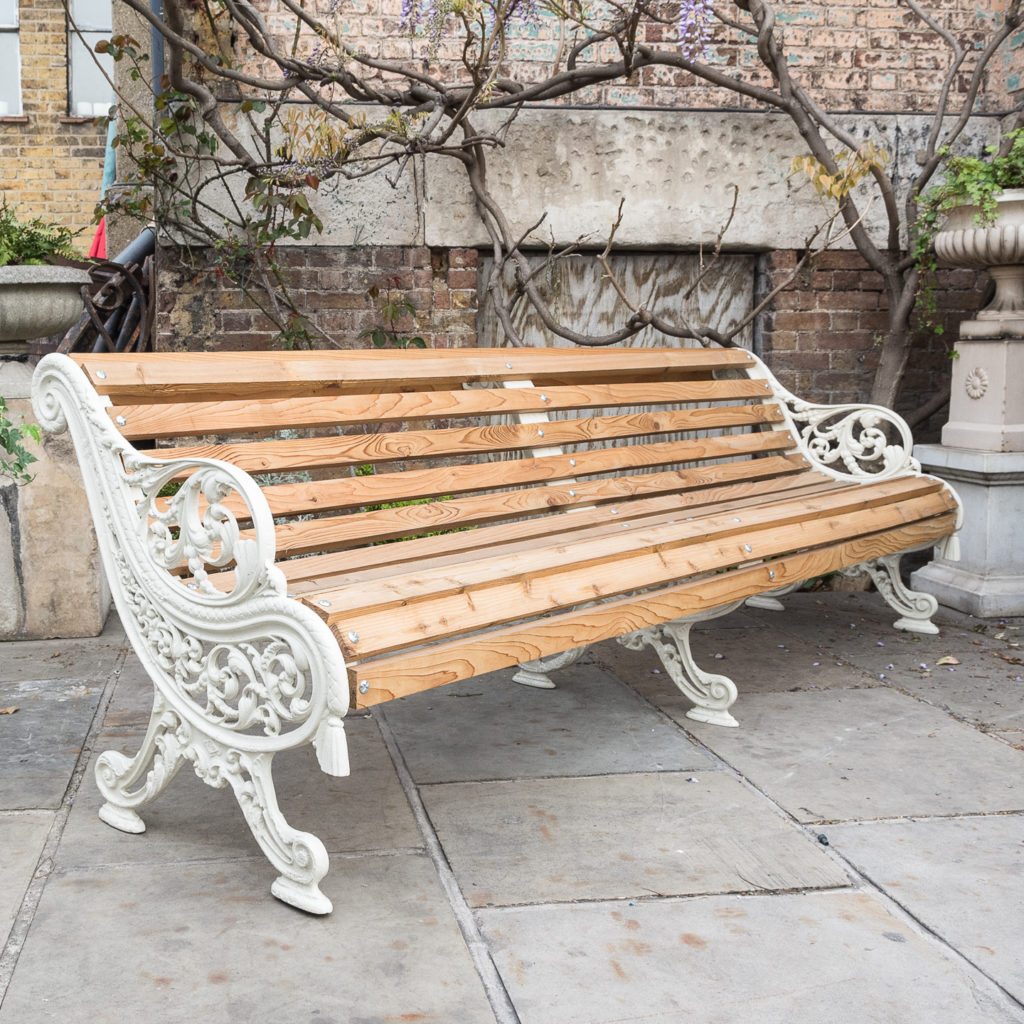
<box><xmin>828</xmin><ymin>815</ymin><xmax>1024</xmax><ymax>1004</ymax></box>
<box><xmin>677</xmin><ymin>688</ymin><xmax>1024</xmax><ymax>822</ymax></box>
<box><xmin>0</xmin><ymin>617</ymin><xmax>125</xmax><ymax>685</ymax></box>
<box><xmin>57</xmin><ymin>715</ymin><xmax>422</xmax><ymax>871</ymax></box>
<box><xmin>380</xmin><ymin>662</ymin><xmax>713</xmax><ymax>784</ymax></box>
<box><xmin>421</xmin><ymin>771</ymin><xmax>849</xmax><ymax>908</ymax></box>
<box><xmin>0</xmin><ymin>853</ymin><xmax>496</xmax><ymax>1024</ymax></box>
<box><xmin>478</xmin><ymin>890</ymin><xmax>1024</xmax><ymax>1024</ymax></box>
<box><xmin>0</xmin><ymin>811</ymin><xmax>52</xmax><ymax>946</ymax></box>
<box><xmin>594</xmin><ymin>627</ymin><xmax>878</xmax><ymax>703</ymax></box>
<box><xmin>0</xmin><ymin>676</ymin><xmax>104</xmax><ymax>810</ymax></box>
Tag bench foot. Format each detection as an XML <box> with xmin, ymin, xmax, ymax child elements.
<box><xmin>619</xmin><ymin>604</ymin><xmax>743</xmax><ymax>726</ymax></box>
<box><xmin>95</xmin><ymin>697</ymin><xmax>187</xmax><ymax>834</ymax></box>
<box><xmin>271</xmin><ymin>876</ymin><xmax>333</xmax><ymax>915</ymax></box>
<box><xmin>98</xmin><ymin>801</ymin><xmax>147</xmax><ymax>834</ymax></box>
<box><xmin>860</xmin><ymin>553</ymin><xmax>940</xmax><ymax>635</ymax></box>
<box><xmin>513</xmin><ymin>647</ymin><xmax>587</xmax><ymax>689</ymax></box>
<box><xmin>685</xmin><ymin>706</ymin><xmax>740</xmax><ymax>728</ymax></box>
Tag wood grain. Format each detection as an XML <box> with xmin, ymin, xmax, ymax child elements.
<box><xmin>344</xmin><ymin>513</ymin><xmax>958</xmax><ymax>706</ymax></box>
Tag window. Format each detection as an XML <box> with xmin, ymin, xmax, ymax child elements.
<box><xmin>68</xmin><ymin>0</ymin><xmax>113</xmax><ymax>116</ymax></box>
<box><xmin>0</xmin><ymin>0</ymin><xmax>20</xmax><ymax>116</ymax></box>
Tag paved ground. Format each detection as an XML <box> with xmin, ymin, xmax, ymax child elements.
<box><xmin>1</xmin><ymin>590</ymin><xmax>1022</xmax><ymax>1024</ymax></box>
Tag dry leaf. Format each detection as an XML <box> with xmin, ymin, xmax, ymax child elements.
<box><xmin>936</xmin><ymin>656</ymin><xmax>960</xmax><ymax>666</ymax></box>
<box><xmin>0</xmin><ymin>706</ymin><xmax>19</xmax><ymax>715</ymax></box>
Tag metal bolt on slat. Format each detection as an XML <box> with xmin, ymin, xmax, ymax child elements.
<box><xmin>744</xmin><ymin>544</ymin><xmax>753</xmax><ymax>552</ymax></box>
<box><xmin>505</xmin><ymin>362</ymin><xmax>513</xmax><ymax>369</ymax></box>
<box><xmin>769</xmin><ymin>570</ymin><xmax>776</xmax><ymax>580</ymax></box>
<box><xmin>569</xmin><ymin>490</ymin><xmax>576</xmax><ymax>497</ymax></box>
<box><xmin>540</xmin><ymin>394</ymin><xmax>549</xmax><ymax>403</ymax></box>
<box><xmin>347</xmin><ymin>631</ymin><xmax>359</xmax><ymax>643</ymax></box>
<box><xmin>569</xmin><ymin>458</ymin><xmax>576</xmax><ymax>467</ymax></box>
<box><xmin>115</xmin><ymin>415</ymin><xmax>127</xmax><ymax>426</ymax></box>
<box><xmin>318</xmin><ymin>599</ymin><xmax>331</xmax><ymax>607</ymax></box>
<box><xmin>96</xmin><ymin>370</ymin><xmax>107</xmax><ymax>379</ymax></box>
<box><xmin>358</xmin><ymin>681</ymin><xmax>370</xmax><ymax>694</ymax></box>
<box><xmin>538</xmin><ymin>429</ymin><xmax>544</xmax><ymax>437</ymax></box>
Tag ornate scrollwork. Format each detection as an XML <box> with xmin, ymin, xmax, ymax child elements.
<box><xmin>783</xmin><ymin>399</ymin><xmax>919</xmax><ymax>480</ymax></box>
<box><xmin>31</xmin><ymin>353</ymin><xmax>350</xmax><ymax>752</ymax></box>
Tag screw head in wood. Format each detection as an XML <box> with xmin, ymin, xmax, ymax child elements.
<box><xmin>358</xmin><ymin>681</ymin><xmax>369</xmax><ymax>694</ymax></box>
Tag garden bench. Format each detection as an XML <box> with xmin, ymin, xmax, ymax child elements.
<box><xmin>32</xmin><ymin>345</ymin><xmax>962</xmax><ymax>913</ymax></box>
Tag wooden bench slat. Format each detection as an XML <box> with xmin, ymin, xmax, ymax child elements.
<box><xmin>265</xmin><ymin>455</ymin><xmax>810</xmax><ymax>560</ymax></box>
<box><xmin>223</xmin><ymin>431</ymin><xmax>800</xmax><ymax>520</ymax></box>
<box><xmin>345</xmin><ymin>514</ymin><xmax>959</xmax><ymax>707</ymax></box>
<box><xmin>311</xmin><ymin>477</ymin><xmax>949</xmax><ymax>624</ymax></box>
<box><xmin>76</xmin><ymin>347</ymin><xmax>756</xmax><ymax>401</ymax></box>
<box><xmin>147</xmin><ymin>404</ymin><xmax>785</xmax><ymax>475</ymax></box>
<box><xmin>320</xmin><ymin>489</ymin><xmax>956</xmax><ymax>660</ymax></box>
<box><xmin>200</xmin><ymin>464</ymin><xmax>830</xmax><ymax>594</ymax></box>
<box><xmin>109</xmin><ymin>379</ymin><xmax>775</xmax><ymax>440</ymax></box>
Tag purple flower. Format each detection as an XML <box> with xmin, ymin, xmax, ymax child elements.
<box><xmin>678</xmin><ymin>0</ymin><xmax>713</xmax><ymax>61</ymax></box>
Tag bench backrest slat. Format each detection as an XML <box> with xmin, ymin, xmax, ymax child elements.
<box><xmin>212</xmin><ymin>430</ymin><xmax>799</xmax><ymax>520</ymax></box>
<box><xmin>148</xmin><ymin>403</ymin><xmax>786</xmax><ymax>476</ymax></box>
<box><xmin>266</xmin><ymin>454</ymin><xmax>812</xmax><ymax>559</ymax></box>
<box><xmin>74</xmin><ymin>347</ymin><xmax>756</xmax><ymax>401</ymax></box>
<box><xmin>107</xmin><ymin>380</ymin><xmax>774</xmax><ymax>440</ymax></box>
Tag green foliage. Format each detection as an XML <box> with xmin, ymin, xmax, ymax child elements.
<box><xmin>359</xmin><ymin>279</ymin><xmax>426</xmax><ymax>349</ymax></box>
<box><xmin>913</xmin><ymin>129</ymin><xmax>1024</xmax><ymax>330</ymax></box>
<box><xmin>0</xmin><ymin>199</ymin><xmax>76</xmax><ymax>268</ymax></box>
<box><xmin>0</xmin><ymin>398</ymin><xmax>40</xmax><ymax>485</ymax></box>
<box><xmin>917</xmin><ymin>128</ymin><xmax>1024</xmax><ymax>228</ymax></box>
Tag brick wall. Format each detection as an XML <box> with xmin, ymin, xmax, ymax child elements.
<box><xmin>311</xmin><ymin>0</ymin><xmax>1022</xmax><ymax>113</ymax></box>
<box><xmin>0</xmin><ymin>0</ymin><xmax>106</xmax><ymax>247</ymax></box>
<box><xmin>160</xmin><ymin>243</ymin><xmax>980</xmax><ymax>439</ymax></box>
<box><xmin>760</xmin><ymin>250</ymin><xmax>987</xmax><ymax>437</ymax></box>
<box><xmin>155</xmin><ymin>245</ymin><xmax>478</xmax><ymax>352</ymax></box>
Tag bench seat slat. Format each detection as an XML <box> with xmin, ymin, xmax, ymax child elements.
<box><xmin>310</xmin><ymin>477</ymin><xmax>950</xmax><ymax>627</ymax></box>
<box><xmin>149</xmin><ymin>404</ymin><xmax>785</xmax><ymax>475</ymax></box>
<box><xmin>75</xmin><ymin>347</ymin><xmax>756</xmax><ymax>401</ymax></box>
<box><xmin>345</xmin><ymin>514</ymin><xmax>959</xmax><ymax>707</ymax></box>
<box><xmin>216</xmin><ymin>431</ymin><xmax>799</xmax><ymax>520</ymax></box>
<box><xmin>315</xmin><ymin>486</ymin><xmax>956</xmax><ymax>660</ymax></box>
<box><xmin>109</xmin><ymin>379</ymin><xmax>775</xmax><ymax>440</ymax></box>
<box><xmin>200</xmin><ymin>464</ymin><xmax>829</xmax><ymax>594</ymax></box>
<box><xmin>284</xmin><ymin>479</ymin><xmax>844</xmax><ymax>592</ymax></box>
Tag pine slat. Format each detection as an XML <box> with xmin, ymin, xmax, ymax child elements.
<box><xmin>108</xmin><ymin>379</ymin><xmax>774</xmax><ymax>440</ymax></box>
<box><xmin>317</xmin><ymin>488</ymin><xmax>956</xmax><ymax>660</ymax></box>
<box><xmin>266</xmin><ymin>454</ymin><xmax>809</xmax><ymax>559</ymax></box>
<box><xmin>345</xmin><ymin>514</ymin><xmax>958</xmax><ymax>706</ymax></box>
<box><xmin>75</xmin><ymin>347</ymin><xmax>755</xmax><ymax>401</ymax></box>
<box><xmin>146</xmin><ymin>404</ymin><xmax>784</xmax><ymax>475</ymax></box>
<box><xmin>225</xmin><ymin>430</ymin><xmax>800</xmax><ymax>520</ymax></box>
<box><xmin>311</xmin><ymin>476</ymin><xmax>945</xmax><ymax>618</ymax></box>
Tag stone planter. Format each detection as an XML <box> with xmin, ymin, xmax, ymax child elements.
<box><xmin>0</xmin><ymin>267</ymin><xmax>107</xmax><ymax>638</ymax></box>
<box><xmin>0</xmin><ymin>265</ymin><xmax>91</xmax><ymax>355</ymax></box>
<box><xmin>934</xmin><ymin>187</ymin><xmax>1024</xmax><ymax>339</ymax></box>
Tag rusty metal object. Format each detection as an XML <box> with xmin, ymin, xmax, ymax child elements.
<box><xmin>59</xmin><ymin>227</ymin><xmax>156</xmax><ymax>354</ymax></box>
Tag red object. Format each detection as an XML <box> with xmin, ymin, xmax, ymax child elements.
<box><xmin>87</xmin><ymin>216</ymin><xmax>106</xmax><ymax>259</ymax></box>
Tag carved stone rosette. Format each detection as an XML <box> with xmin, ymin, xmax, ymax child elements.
<box><xmin>32</xmin><ymin>355</ymin><xmax>350</xmax><ymax>914</ymax></box>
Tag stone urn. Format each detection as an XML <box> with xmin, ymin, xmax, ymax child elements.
<box><xmin>934</xmin><ymin>187</ymin><xmax>1024</xmax><ymax>339</ymax></box>
<box><xmin>0</xmin><ymin>265</ymin><xmax>91</xmax><ymax>355</ymax></box>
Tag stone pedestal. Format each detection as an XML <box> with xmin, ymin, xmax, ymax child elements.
<box><xmin>911</xmin><ymin>445</ymin><xmax>1024</xmax><ymax>617</ymax></box>
<box><xmin>1</xmin><ymin>359</ymin><xmax>110</xmax><ymax>639</ymax></box>
<box><xmin>912</xmin><ymin>331</ymin><xmax>1024</xmax><ymax>616</ymax></box>
<box><xmin>941</xmin><ymin>337</ymin><xmax>1024</xmax><ymax>452</ymax></box>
